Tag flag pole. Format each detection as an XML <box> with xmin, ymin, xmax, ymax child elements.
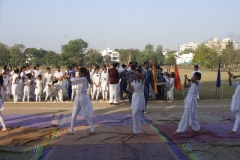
<box><xmin>215</xmin><ymin>87</ymin><xmax>218</xmax><ymax>99</ymax></box>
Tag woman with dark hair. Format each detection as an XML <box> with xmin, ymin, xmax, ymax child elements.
<box><xmin>127</xmin><ymin>69</ymin><xmax>145</xmax><ymax>135</ymax></box>
<box><xmin>65</xmin><ymin>67</ymin><xmax>95</xmax><ymax>135</ymax></box>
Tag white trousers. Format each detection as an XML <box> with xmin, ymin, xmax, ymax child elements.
<box><xmin>13</xmin><ymin>94</ymin><xmax>18</xmax><ymax>102</ymax></box>
<box><xmin>55</xmin><ymin>89</ymin><xmax>63</xmax><ymax>102</ymax></box>
<box><xmin>167</xmin><ymin>87</ymin><xmax>174</xmax><ymax>100</ymax></box>
<box><xmin>22</xmin><ymin>91</ymin><xmax>30</xmax><ymax>102</ymax></box>
<box><xmin>45</xmin><ymin>92</ymin><xmax>52</xmax><ymax>101</ymax></box>
<box><xmin>0</xmin><ymin>112</ymin><xmax>6</xmax><ymax>127</ymax></box>
<box><xmin>102</xmin><ymin>90</ymin><xmax>108</xmax><ymax>99</ymax></box>
<box><xmin>132</xmin><ymin>109</ymin><xmax>142</xmax><ymax>134</ymax></box>
<box><xmin>70</xmin><ymin>105</ymin><xmax>95</xmax><ymax>133</ymax></box>
<box><xmin>35</xmin><ymin>93</ymin><xmax>41</xmax><ymax>102</ymax></box>
<box><xmin>109</xmin><ymin>83</ymin><xmax>119</xmax><ymax>103</ymax></box>
<box><xmin>92</xmin><ymin>86</ymin><xmax>99</xmax><ymax>100</ymax></box>
<box><xmin>71</xmin><ymin>89</ymin><xmax>78</xmax><ymax>100</ymax></box>
<box><xmin>233</xmin><ymin>112</ymin><xmax>240</xmax><ymax>132</ymax></box>
<box><xmin>177</xmin><ymin>105</ymin><xmax>200</xmax><ymax>133</ymax></box>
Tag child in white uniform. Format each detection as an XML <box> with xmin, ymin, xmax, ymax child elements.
<box><xmin>22</xmin><ymin>74</ymin><xmax>31</xmax><ymax>102</ymax></box>
<box><xmin>35</xmin><ymin>75</ymin><xmax>43</xmax><ymax>102</ymax></box>
<box><xmin>65</xmin><ymin>67</ymin><xmax>95</xmax><ymax>135</ymax></box>
<box><xmin>0</xmin><ymin>75</ymin><xmax>7</xmax><ymax>131</ymax></box>
<box><xmin>127</xmin><ymin>69</ymin><xmax>145</xmax><ymax>135</ymax></box>
<box><xmin>227</xmin><ymin>71</ymin><xmax>240</xmax><ymax>134</ymax></box>
<box><xmin>1</xmin><ymin>72</ymin><xmax>10</xmax><ymax>102</ymax></box>
<box><xmin>12</xmin><ymin>69</ymin><xmax>19</xmax><ymax>102</ymax></box>
<box><xmin>54</xmin><ymin>66</ymin><xmax>63</xmax><ymax>102</ymax></box>
<box><xmin>92</xmin><ymin>68</ymin><xmax>101</xmax><ymax>100</ymax></box>
<box><xmin>19</xmin><ymin>66</ymin><xmax>26</xmax><ymax>100</ymax></box>
<box><xmin>175</xmin><ymin>72</ymin><xmax>201</xmax><ymax>133</ymax></box>
<box><xmin>100</xmin><ymin>67</ymin><xmax>109</xmax><ymax>101</ymax></box>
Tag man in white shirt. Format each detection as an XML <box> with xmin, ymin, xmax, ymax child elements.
<box><xmin>54</xmin><ymin>66</ymin><xmax>63</xmax><ymax>102</ymax></box>
<box><xmin>192</xmin><ymin>65</ymin><xmax>201</xmax><ymax>99</ymax></box>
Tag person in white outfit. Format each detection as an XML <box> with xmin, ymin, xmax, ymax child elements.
<box><xmin>127</xmin><ymin>69</ymin><xmax>145</xmax><ymax>135</ymax></box>
<box><xmin>167</xmin><ymin>72</ymin><xmax>175</xmax><ymax>101</ymax></box>
<box><xmin>43</xmin><ymin>67</ymin><xmax>53</xmax><ymax>89</ymax></box>
<box><xmin>35</xmin><ymin>75</ymin><xmax>43</xmax><ymax>102</ymax></box>
<box><xmin>0</xmin><ymin>75</ymin><xmax>7</xmax><ymax>131</ymax></box>
<box><xmin>1</xmin><ymin>72</ymin><xmax>10</xmax><ymax>102</ymax></box>
<box><xmin>19</xmin><ymin>66</ymin><xmax>26</xmax><ymax>100</ymax></box>
<box><xmin>192</xmin><ymin>65</ymin><xmax>201</xmax><ymax>99</ymax></box>
<box><xmin>25</xmin><ymin>65</ymin><xmax>34</xmax><ymax>100</ymax></box>
<box><xmin>71</xmin><ymin>72</ymin><xmax>78</xmax><ymax>101</ymax></box>
<box><xmin>175</xmin><ymin>72</ymin><xmax>202</xmax><ymax>133</ymax></box>
<box><xmin>227</xmin><ymin>71</ymin><xmax>240</xmax><ymax>134</ymax></box>
<box><xmin>100</xmin><ymin>67</ymin><xmax>109</xmax><ymax>101</ymax></box>
<box><xmin>92</xmin><ymin>68</ymin><xmax>101</xmax><ymax>101</ymax></box>
<box><xmin>12</xmin><ymin>69</ymin><xmax>19</xmax><ymax>102</ymax></box>
<box><xmin>22</xmin><ymin>74</ymin><xmax>31</xmax><ymax>102</ymax></box>
<box><xmin>43</xmin><ymin>80</ymin><xmax>57</xmax><ymax>102</ymax></box>
<box><xmin>8</xmin><ymin>66</ymin><xmax>13</xmax><ymax>96</ymax></box>
<box><xmin>64</xmin><ymin>67</ymin><xmax>95</xmax><ymax>135</ymax></box>
<box><xmin>54</xmin><ymin>66</ymin><xmax>63</xmax><ymax>102</ymax></box>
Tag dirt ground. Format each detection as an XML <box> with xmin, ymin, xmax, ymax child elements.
<box><xmin>3</xmin><ymin>99</ymin><xmax>231</xmax><ymax>115</ymax></box>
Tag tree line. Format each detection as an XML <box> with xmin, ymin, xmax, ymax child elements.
<box><xmin>0</xmin><ymin>38</ymin><xmax>239</xmax><ymax>69</ymax></box>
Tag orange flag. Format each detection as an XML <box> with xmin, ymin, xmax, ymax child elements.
<box><xmin>174</xmin><ymin>62</ymin><xmax>182</xmax><ymax>92</ymax></box>
<box><xmin>151</xmin><ymin>61</ymin><xmax>158</xmax><ymax>94</ymax></box>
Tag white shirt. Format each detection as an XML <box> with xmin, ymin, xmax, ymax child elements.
<box><xmin>192</xmin><ymin>70</ymin><xmax>201</xmax><ymax>77</ymax></box>
<box><xmin>92</xmin><ymin>73</ymin><xmax>100</xmax><ymax>85</ymax></box>
<box><xmin>188</xmin><ymin>81</ymin><xmax>202</xmax><ymax>96</ymax></box>
<box><xmin>54</xmin><ymin>71</ymin><xmax>63</xmax><ymax>89</ymax></box>
<box><xmin>43</xmin><ymin>73</ymin><xmax>53</xmax><ymax>86</ymax></box>
<box><xmin>12</xmin><ymin>73</ymin><xmax>19</xmax><ymax>85</ymax></box>
<box><xmin>33</xmin><ymin>69</ymin><xmax>42</xmax><ymax>79</ymax></box>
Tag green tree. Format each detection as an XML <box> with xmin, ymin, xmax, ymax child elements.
<box><xmin>193</xmin><ymin>44</ymin><xmax>219</xmax><ymax>71</ymax></box>
<box><xmin>103</xmin><ymin>55</ymin><xmax>111</xmax><ymax>64</ymax></box>
<box><xmin>61</xmin><ymin>39</ymin><xmax>88</xmax><ymax>65</ymax></box>
<box><xmin>155</xmin><ymin>45</ymin><xmax>164</xmax><ymax>65</ymax></box>
<box><xmin>9</xmin><ymin>46</ymin><xmax>22</xmax><ymax>65</ymax></box>
<box><xmin>181</xmin><ymin>48</ymin><xmax>195</xmax><ymax>54</ymax></box>
<box><xmin>23</xmin><ymin>48</ymin><xmax>39</xmax><ymax>64</ymax></box>
<box><xmin>221</xmin><ymin>41</ymin><xmax>240</xmax><ymax>68</ymax></box>
<box><xmin>165</xmin><ymin>51</ymin><xmax>177</xmax><ymax>66</ymax></box>
<box><xmin>84</xmin><ymin>49</ymin><xmax>103</xmax><ymax>66</ymax></box>
<box><xmin>0</xmin><ymin>43</ymin><xmax>10</xmax><ymax>65</ymax></box>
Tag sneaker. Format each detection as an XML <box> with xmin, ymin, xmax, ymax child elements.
<box><xmin>144</xmin><ymin>111</ymin><xmax>147</xmax><ymax>114</ymax></box>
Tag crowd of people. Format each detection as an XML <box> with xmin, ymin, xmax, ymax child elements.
<box><xmin>0</xmin><ymin>62</ymin><xmax>179</xmax><ymax>105</ymax></box>
<box><xmin>1</xmin><ymin>61</ymin><xmax>240</xmax><ymax>136</ymax></box>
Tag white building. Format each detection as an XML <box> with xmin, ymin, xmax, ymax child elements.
<box><xmin>206</xmin><ymin>37</ymin><xmax>239</xmax><ymax>51</ymax></box>
<box><xmin>176</xmin><ymin>53</ymin><xmax>194</xmax><ymax>65</ymax></box>
<box><xmin>101</xmin><ymin>48</ymin><xmax>119</xmax><ymax>62</ymax></box>
<box><xmin>179</xmin><ymin>42</ymin><xmax>200</xmax><ymax>52</ymax></box>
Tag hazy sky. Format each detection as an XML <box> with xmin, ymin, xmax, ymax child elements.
<box><xmin>0</xmin><ymin>0</ymin><xmax>239</xmax><ymax>53</ymax></box>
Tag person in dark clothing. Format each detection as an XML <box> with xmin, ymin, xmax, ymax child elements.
<box><xmin>119</xmin><ymin>64</ymin><xmax>128</xmax><ymax>100</ymax></box>
<box><xmin>142</xmin><ymin>61</ymin><xmax>154</xmax><ymax>114</ymax></box>
<box><xmin>157</xmin><ymin>73</ymin><xmax>166</xmax><ymax>100</ymax></box>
